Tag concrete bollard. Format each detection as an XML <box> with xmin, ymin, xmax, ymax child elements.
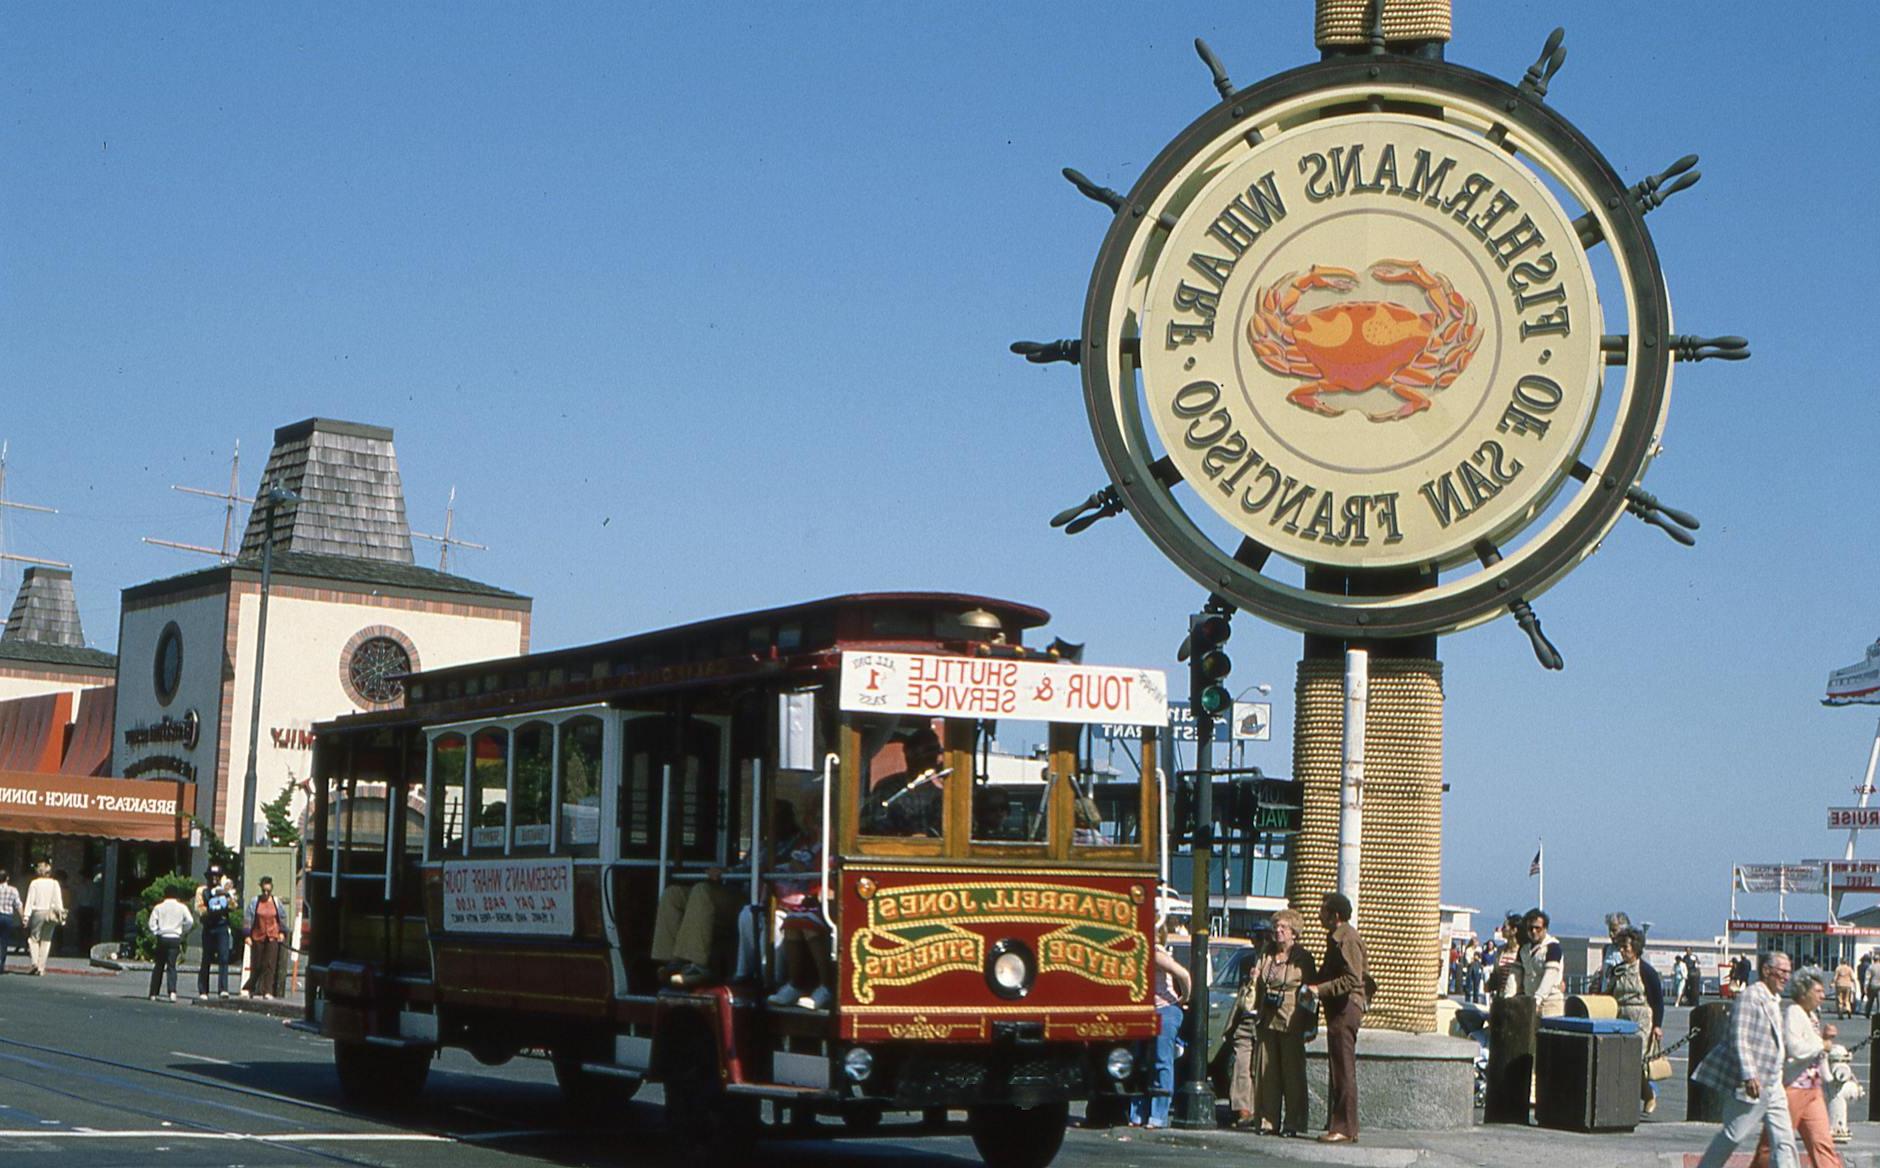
<box><xmin>1687</xmin><ymin>1000</ymin><xmax>1731</xmax><ymax>1123</ymax></box>
<box><xmin>1485</xmin><ymin>994</ymin><xmax>1537</xmax><ymax>1124</ymax></box>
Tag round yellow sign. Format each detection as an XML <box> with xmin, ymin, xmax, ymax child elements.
<box><xmin>1139</xmin><ymin>115</ymin><xmax>1601</xmax><ymax>570</ymax></box>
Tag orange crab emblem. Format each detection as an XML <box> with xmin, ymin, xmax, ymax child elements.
<box><xmin>1247</xmin><ymin>259</ymin><xmax>1481</xmax><ymax>422</ymax></box>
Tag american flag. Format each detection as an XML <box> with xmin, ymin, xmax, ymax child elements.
<box><xmin>1529</xmin><ymin>846</ymin><xmax>1543</xmax><ymax>878</ymax></box>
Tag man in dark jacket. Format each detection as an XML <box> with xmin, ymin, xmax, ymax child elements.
<box><xmin>1304</xmin><ymin>892</ymin><xmax>1370</xmax><ymax>1144</ymax></box>
<box><xmin>194</xmin><ymin>865</ymin><xmax>234</xmax><ymax>999</ymax></box>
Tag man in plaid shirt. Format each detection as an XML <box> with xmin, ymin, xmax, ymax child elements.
<box><xmin>0</xmin><ymin>871</ymin><xmax>20</xmax><ymax>975</ymax></box>
<box><xmin>1692</xmin><ymin>949</ymin><xmax>1800</xmax><ymax>1168</ymax></box>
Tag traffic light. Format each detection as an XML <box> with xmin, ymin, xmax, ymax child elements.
<box><xmin>1187</xmin><ymin>611</ymin><xmax>1233</xmax><ymax>716</ymax></box>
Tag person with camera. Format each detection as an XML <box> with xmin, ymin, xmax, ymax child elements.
<box><xmin>194</xmin><ymin>865</ymin><xmax>235</xmax><ymax>999</ymax></box>
<box><xmin>1252</xmin><ymin>908</ymin><xmax>1318</xmax><ymax>1136</ymax></box>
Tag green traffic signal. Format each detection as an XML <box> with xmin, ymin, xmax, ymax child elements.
<box><xmin>1198</xmin><ymin>683</ymin><xmax>1232</xmax><ymax>716</ymax></box>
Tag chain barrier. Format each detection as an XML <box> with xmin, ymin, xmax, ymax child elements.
<box><xmin>1660</xmin><ymin>1014</ymin><xmax>1875</xmax><ymax>1058</ymax></box>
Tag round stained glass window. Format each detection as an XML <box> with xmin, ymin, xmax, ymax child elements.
<box><xmin>348</xmin><ymin>636</ymin><xmax>412</xmax><ymax>705</ymax></box>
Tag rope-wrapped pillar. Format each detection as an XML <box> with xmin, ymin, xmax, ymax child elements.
<box><xmin>1314</xmin><ymin>0</ymin><xmax>1451</xmax><ymax>50</ymax></box>
<box><xmin>1289</xmin><ymin>655</ymin><xmax>1444</xmax><ymax>1033</ymax></box>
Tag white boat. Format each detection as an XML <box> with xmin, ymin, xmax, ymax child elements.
<box><xmin>1825</xmin><ymin>639</ymin><xmax>1880</xmax><ymax>705</ymax></box>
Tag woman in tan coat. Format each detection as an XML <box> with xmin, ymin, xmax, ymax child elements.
<box><xmin>1254</xmin><ymin>909</ymin><xmax>1318</xmax><ymax>1136</ymax></box>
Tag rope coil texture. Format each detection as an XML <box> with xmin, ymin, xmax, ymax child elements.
<box><xmin>1315</xmin><ymin>0</ymin><xmax>1452</xmax><ymax>47</ymax></box>
<box><xmin>1288</xmin><ymin>655</ymin><xmax>1445</xmax><ymax>1033</ymax></box>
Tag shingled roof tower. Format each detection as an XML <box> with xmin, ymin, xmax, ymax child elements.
<box><xmin>3</xmin><ymin>565</ymin><xmax>86</xmax><ymax>647</ymax></box>
<box><xmin>238</xmin><ymin>418</ymin><xmax>415</xmax><ymax>564</ymax></box>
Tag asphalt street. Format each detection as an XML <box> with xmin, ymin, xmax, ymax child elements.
<box><xmin>4</xmin><ymin>965</ymin><xmax>1862</xmax><ymax>1168</ymax></box>
<box><xmin>0</xmin><ymin>964</ymin><xmax>1238</xmax><ymax>1168</ymax></box>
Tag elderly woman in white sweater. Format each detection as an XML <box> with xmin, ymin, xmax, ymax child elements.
<box><xmin>1748</xmin><ymin>966</ymin><xmax>1842</xmax><ymax>1168</ymax></box>
<box><xmin>22</xmin><ymin>860</ymin><xmax>65</xmax><ymax>976</ymax></box>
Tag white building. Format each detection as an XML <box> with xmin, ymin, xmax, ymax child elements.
<box><xmin>112</xmin><ymin>418</ymin><xmax>531</xmax><ymax>855</ymax></box>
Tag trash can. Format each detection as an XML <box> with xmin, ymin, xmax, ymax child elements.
<box><xmin>1534</xmin><ymin>1016</ymin><xmax>1641</xmax><ymax>1133</ymax></box>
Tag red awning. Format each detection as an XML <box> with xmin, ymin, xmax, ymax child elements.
<box><xmin>59</xmin><ymin>687</ymin><xmax>115</xmax><ymax>777</ymax></box>
<box><xmin>0</xmin><ymin>770</ymin><xmax>189</xmax><ymax>843</ymax></box>
<box><xmin>0</xmin><ymin>692</ymin><xmax>69</xmax><ymax>772</ymax></box>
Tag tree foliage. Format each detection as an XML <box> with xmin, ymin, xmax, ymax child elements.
<box><xmin>262</xmin><ymin>780</ymin><xmax>301</xmax><ymax>847</ymax></box>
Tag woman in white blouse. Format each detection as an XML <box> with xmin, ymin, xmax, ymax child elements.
<box><xmin>1748</xmin><ymin>966</ymin><xmax>1842</xmax><ymax>1168</ymax></box>
<box><xmin>22</xmin><ymin>860</ymin><xmax>65</xmax><ymax>976</ymax></box>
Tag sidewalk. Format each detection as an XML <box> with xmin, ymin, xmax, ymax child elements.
<box><xmin>8</xmin><ymin>954</ymin><xmax>302</xmax><ymax>1017</ymax></box>
<box><xmin>1122</xmin><ymin>1119</ymin><xmax>1880</xmax><ymax>1167</ymax></box>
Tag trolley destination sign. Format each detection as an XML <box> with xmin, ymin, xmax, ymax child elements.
<box><xmin>1142</xmin><ymin>116</ymin><xmax>1601</xmax><ymax>572</ymax></box>
<box><xmin>839</xmin><ymin>651</ymin><xmax>1168</xmax><ymax>726</ymax></box>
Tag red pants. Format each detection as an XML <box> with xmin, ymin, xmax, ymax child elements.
<box><xmin>1748</xmin><ymin>1083</ymin><xmax>1841</xmax><ymax>1168</ymax></box>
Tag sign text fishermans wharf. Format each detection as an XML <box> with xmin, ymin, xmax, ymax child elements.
<box><xmin>1140</xmin><ymin>116</ymin><xmax>1602</xmax><ymax>570</ymax></box>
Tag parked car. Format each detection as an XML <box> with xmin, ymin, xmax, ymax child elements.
<box><xmin>1169</xmin><ymin>934</ymin><xmax>1266</xmax><ymax>1090</ymax></box>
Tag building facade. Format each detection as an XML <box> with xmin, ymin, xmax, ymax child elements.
<box><xmin>112</xmin><ymin>419</ymin><xmax>531</xmax><ymax>862</ymax></box>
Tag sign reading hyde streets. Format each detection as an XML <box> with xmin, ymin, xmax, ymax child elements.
<box><xmin>1140</xmin><ymin>116</ymin><xmax>1601</xmax><ymax>571</ymax></box>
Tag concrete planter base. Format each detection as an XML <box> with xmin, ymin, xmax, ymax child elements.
<box><xmin>1304</xmin><ymin>1029</ymin><xmax>1478</xmax><ymax>1131</ymax></box>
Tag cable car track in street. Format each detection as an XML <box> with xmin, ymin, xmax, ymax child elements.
<box><xmin>0</xmin><ymin>1031</ymin><xmax>483</xmax><ymax>1166</ymax></box>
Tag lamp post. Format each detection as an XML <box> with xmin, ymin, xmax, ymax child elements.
<box><xmin>238</xmin><ymin>480</ymin><xmax>300</xmax><ymax>859</ymax></box>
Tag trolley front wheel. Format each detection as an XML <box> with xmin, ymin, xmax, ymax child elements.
<box><xmin>967</xmin><ymin>1101</ymin><xmax>1069</xmax><ymax>1168</ymax></box>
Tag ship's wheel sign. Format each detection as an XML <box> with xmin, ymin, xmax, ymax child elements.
<box><xmin>1140</xmin><ymin>114</ymin><xmax>1602</xmax><ymax>576</ymax></box>
<box><xmin>1032</xmin><ymin>44</ymin><xmax>1747</xmax><ymax>650</ymax></box>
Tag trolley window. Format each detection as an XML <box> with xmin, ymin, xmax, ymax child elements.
<box><xmin>469</xmin><ymin>727</ymin><xmax>509</xmax><ymax>851</ymax></box>
<box><xmin>511</xmin><ymin>720</ymin><xmax>553</xmax><ymax>852</ymax></box>
<box><xmin>429</xmin><ymin>732</ymin><xmax>467</xmax><ymax>857</ymax></box>
<box><xmin>853</xmin><ymin>714</ymin><xmax>949</xmax><ymax>851</ymax></box>
<box><xmin>558</xmin><ymin>715</ymin><xmax>604</xmax><ymax>856</ymax></box>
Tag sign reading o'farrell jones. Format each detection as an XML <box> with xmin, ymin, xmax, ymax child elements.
<box><xmin>1141</xmin><ymin>116</ymin><xmax>1600</xmax><ymax>571</ymax></box>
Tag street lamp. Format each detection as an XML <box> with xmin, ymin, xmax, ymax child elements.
<box><xmin>238</xmin><ymin>480</ymin><xmax>301</xmax><ymax>857</ymax></box>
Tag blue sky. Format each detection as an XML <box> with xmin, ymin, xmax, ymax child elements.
<box><xmin>2</xmin><ymin>3</ymin><xmax>1875</xmax><ymax>938</ymax></box>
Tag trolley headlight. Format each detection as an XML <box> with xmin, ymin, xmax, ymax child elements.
<box><xmin>1105</xmin><ymin>1046</ymin><xmax>1135</xmax><ymax>1081</ymax></box>
<box><xmin>842</xmin><ymin>1046</ymin><xmax>875</xmax><ymax>1084</ymax></box>
<box><xmin>985</xmin><ymin>939</ymin><xmax>1036</xmax><ymax>1000</ymax></box>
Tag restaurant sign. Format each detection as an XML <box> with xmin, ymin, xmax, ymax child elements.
<box><xmin>1730</xmin><ymin>918</ymin><xmax>1880</xmax><ymax>937</ymax></box>
<box><xmin>0</xmin><ymin>771</ymin><xmax>188</xmax><ymax>842</ymax></box>
<box><xmin>1828</xmin><ymin>860</ymin><xmax>1880</xmax><ymax>892</ymax></box>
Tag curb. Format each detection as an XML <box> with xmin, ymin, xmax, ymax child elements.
<box><xmin>1094</xmin><ymin>1125</ymin><xmax>1419</xmax><ymax>1165</ymax></box>
<box><xmin>188</xmin><ymin>994</ymin><xmax>302</xmax><ymax>1019</ymax></box>
<box><xmin>1084</xmin><ymin>1119</ymin><xmax>1880</xmax><ymax>1168</ymax></box>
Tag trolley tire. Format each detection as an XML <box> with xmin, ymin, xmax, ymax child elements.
<box><xmin>968</xmin><ymin>1101</ymin><xmax>1069</xmax><ymax>1168</ymax></box>
<box><xmin>1081</xmin><ymin>1094</ymin><xmax>1130</xmax><ymax>1130</ymax></box>
<box><xmin>661</xmin><ymin>1037</ymin><xmax>757</xmax><ymax>1162</ymax></box>
<box><xmin>552</xmin><ymin>1056</ymin><xmax>640</xmax><ymax>1114</ymax></box>
<box><xmin>333</xmin><ymin>1042</ymin><xmax>430</xmax><ymax>1108</ymax></box>
<box><xmin>842</xmin><ymin>1102</ymin><xmax>884</xmax><ymax>1131</ymax></box>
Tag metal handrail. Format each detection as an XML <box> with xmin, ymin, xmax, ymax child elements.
<box><xmin>820</xmin><ymin>751</ymin><xmax>837</xmax><ymax>956</ymax></box>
